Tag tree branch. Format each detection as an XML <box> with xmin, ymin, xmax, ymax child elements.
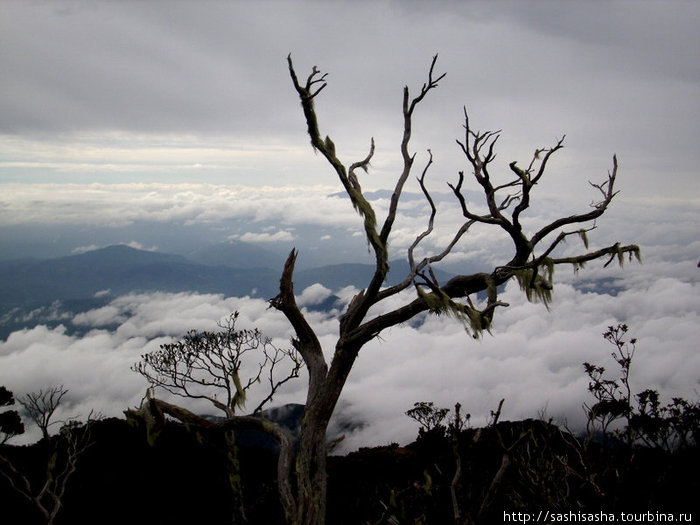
<box><xmin>531</xmin><ymin>155</ymin><xmax>620</xmax><ymax>246</ymax></box>
<box><xmin>287</xmin><ymin>55</ymin><xmax>388</xmax><ymax>295</ymax></box>
<box><xmin>125</xmin><ymin>397</ymin><xmax>297</xmax><ymax>520</ymax></box>
<box><xmin>350</xmin><ymin>55</ymin><xmax>446</xmax><ymax>330</ymax></box>
<box><xmin>269</xmin><ymin>249</ymin><xmax>327</xmax><ymax>402</ymax></box>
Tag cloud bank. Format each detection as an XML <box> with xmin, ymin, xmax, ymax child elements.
<box><xmin>1</xmin><ymin>272</ymin><xmax>697</xmax><ymax>452</ymax></box>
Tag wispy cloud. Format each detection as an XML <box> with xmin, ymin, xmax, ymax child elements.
<box><xmin>71</xmin><ymin>241</ymin><xmax>158</xmax><ymax>254</ymax></box>
<box><xmin>231</xmin><ymin>230</ymin><xmax>296</xmax><ymax>243</ymax></box>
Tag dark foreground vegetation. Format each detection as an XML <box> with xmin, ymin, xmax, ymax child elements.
<box><xmin>1</xmin><ymin>413</ymin><xmax>698</xmax><ymax>525</ymax></box>
<box><xmin>2</xmin><ymin>326</ymin><xmax>699</xmax><ymax>524</ymax></box>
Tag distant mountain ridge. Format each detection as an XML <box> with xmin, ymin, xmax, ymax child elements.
<box><xmin>0</xmin><ymin>244</ymin><xmax>454</xmax><ymax>303</ymax></box>
<box><xmin>0</xmin><ymin>243</ymin><xmax>621</xmax><ymax>341</ymax></box>
<box><xmin>0</xmin><ymin>244</ymin><xmax>278</xmax><ymax>305</ymax></box>
<box><xmin>0</xmin><ymin>244</ymin><xmax>455</xmax><ymax>338</ymax></box>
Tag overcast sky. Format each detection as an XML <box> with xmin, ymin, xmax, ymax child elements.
<box><xmin>1</xmin><ymin>0</ymin><xmax>698</xmax><ymax>196</ymax></box>
<box><xmin>1</xmin><ymin>1</ymin><xmax>698</xmax><ymax>448</ymax></box>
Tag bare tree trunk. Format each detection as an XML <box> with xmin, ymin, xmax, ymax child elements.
<box><xmin>290</xmin><ymin>353</ymin><xmax>352</xmax><ymax>525</ymax></box>
<box><xmin>294</xmin><ymin>416</ymin><xmax>329</xmax><ymax>525</ymax></box>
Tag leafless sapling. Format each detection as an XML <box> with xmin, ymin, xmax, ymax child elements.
<box><xmin>0</xmin><ymin>386</ymin><xmax>97</xmax><ymax>525</ymax></box>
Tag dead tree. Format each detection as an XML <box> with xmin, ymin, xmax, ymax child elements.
<box><xmin>132</xmin><ymin>312</ymin><xmax>302</xmax><ymax>419</ymax></box>
<box><xmin>18</xmin><ymin>386</ymin><xmax>68</xmax><ymax>441</ymax></box>
<box><xmin>271</xmin><ymin>54</ymin><xmax>639</xmax><ymax>525</ymax></box>
<box><xmin>132</xmin><ymin>55</ymin><xmax>639</xmax><ymax>525</ymax></box>
<box><xmin>0</xmin><ymin>386</ymin><xmax>97</xmax><ymax>525</ymax></box>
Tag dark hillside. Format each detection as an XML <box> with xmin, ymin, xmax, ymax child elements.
<box><xmin>2</xmin><ymin>417</ymin><xmax>697</xmax><ymax>525</ymax></box>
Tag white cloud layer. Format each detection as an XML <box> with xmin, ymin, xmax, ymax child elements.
<box><xmin>298</xmin><ymin>284</ymin><xmax>333</xmax><ymax>306</ymax></box>
<box><xmin>0</xmin><ymin>183</ymin><xmax>353</xmax><ymax>228</ymax></box>
<box><xmin>1</xmin><ymin>272</ymin><xmax>697</xmax><ymax>451</ymax></box>
<box><xmin>233</xmin><ymin>230</ymin><xmax>296</xmax><ymax>243</ymax></box>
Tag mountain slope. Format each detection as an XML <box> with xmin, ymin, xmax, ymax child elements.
<box><xmin>0</xmin><ymin>245</ymin><xmax>280</xmax><ymax>308</ymax></box>
<box><xmin>0</xmin><ymin>245</ymin><xmax>458</xmax><ymax>338</ymax></box>
<box><xmin>0</xmin><ymin>245</ymin><xmax>457</xmax><ymax>307</ymax></box>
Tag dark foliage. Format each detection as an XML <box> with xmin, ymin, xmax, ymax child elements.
<box><xmin>1</xmin><ymin>415</ymin><xmax>697</xmax><ymax>525</ymax></box>
<box><xmin>0</xmin><ymin>386</ymin><xmax>24</xmax><ymax>444</ymax></box>
<box><xmin>1</xmin><ymin>418</ymin><xmax>284</xmax><ymax>525</ymax></box>
<box><xmin>583</xmin><ymin>324</ymin><xmax>699</xmax><ymax>451</ymax></box>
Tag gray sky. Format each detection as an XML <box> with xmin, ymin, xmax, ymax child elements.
<box><xmin>1</xmin><ymin>1</ymin><xmax>699</xmax><ymax>197</ymax></box>
<box><xmin>1</xmin><ymin>1</ymin><xmax>699</xmax><ymax>448</ymax></box>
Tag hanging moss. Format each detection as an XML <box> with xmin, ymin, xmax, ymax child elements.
<box><xmin>615</xmin><ymin>243</ymin><xmax>641</xmax><ymax>267</ymax></box>
<box><xmin>614</xmin><ymin>243</ymin><xmax>625</xmax><ymax>267</ymax></box>
<box><xmin>231</xmin><ymin>370</ymin><xmax>247</xmax><ymax>412</ymax></box>
<box><xmin>416</xmin><ymin>286</ymin><xmax>486</xmax><ymax>337</ymax></box>
<box><xmin>546</xmin><ymin>256</ymin><xmax>555</xmax><ymax>277</ymax></box>
<box><xmin>125</xmin><ymin>406</ymin><xmax>162</xmax><ymax>447</ymax></box>
<box><xmin>578</xmin><ymin>229</ymin><xmax>589</xmax><ymax>249</ymax></box>
<box><xmin>347</xmin><ymin>185</ymin><xmax>389</xmax><ymax>273</ymax></box>
<box><xmin>514</xmin><ymin>262</ymin><xmax>554</xmax><ymax>308</ymax></box>
<box><xmin>632</xmin><ymin>247</ymin><xmax>642</xmax><ymax>263</ymax></box>
<box><xmin>606</xmin><ymin>244</ymin><xmax>641</xmax><ymax>268</ymax></box>
<box><xmin>486</xmin><ymin>276</ymin><xmax>497</xmax><ymax>303</ymax></box>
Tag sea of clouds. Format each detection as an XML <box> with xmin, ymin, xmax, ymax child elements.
<box><xmin>1</xmin><ymin>267</ymin><xmax>697</xmax><ymax>451</ymax></box>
